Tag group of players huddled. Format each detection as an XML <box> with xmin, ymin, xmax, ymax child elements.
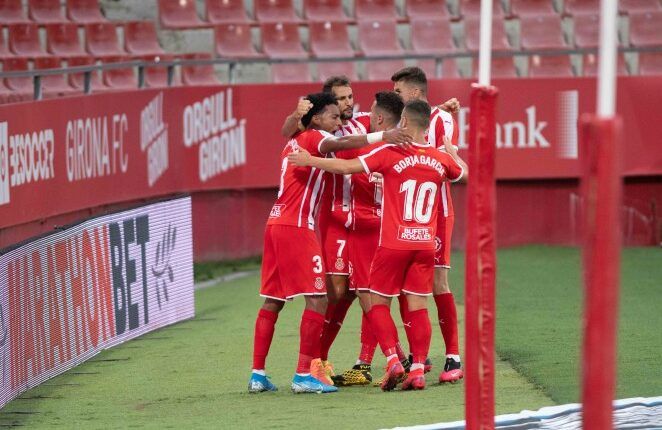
<box><xmin>249</xmin><ymin>66</ymin><xmax>469</xmax><ymax>394</ymax></box>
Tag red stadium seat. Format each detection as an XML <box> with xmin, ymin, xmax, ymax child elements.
<box><xmin>364</xmin><ymin>59</ymin><xmax>405</xmax><ymax>81</ymax></box>
<box><xmin>406</xmin><ymin>0</ymin><xmax>451</xmax><ymax>20</ymax></box>
<box><xmin>304</xmin><ymin>0</ymin><xmax>351</xmax><ymax>22</ymax></box>
<box><xmin>472</xmin><ymin>56</ymin><xmax>518</xmax><ymax>78</ymax></box>
<box><xmin>271</xmin><ymin>63</ymin><xmax>312</xmax><ymax>83</ymax></box>
<box><xmin>564</xmin><ymin>0</ymin><xmax>599</xmax><ymax>15</ymax></box>
<box><xmin>66</xmin><ymin>0</ymin><xmax>107</xmax><ymax>24</ymax></box>
<box><xmin>206</xmin><ymin>0</ymin><xmax>252</xmax><ymax>24</ymax></box>
<box><xmin>181</xmin><ymin>53</ymin><xmax>221</xmax><ymax>85</ymax></box>
<box><xmin>573</xmin><ymin>14</ymin><xmax>601</xmax><ymax>47</ymax></box>
<box><xmin>157</xmin><ymin>0</ymin><xmax>206</xmax><ymax>29</ymax></box>
<box><xmin>85</xmin><ymin>22</ymin><xmax>124</xmax><ymax>58</ymax></box>
<box><xmin>260</xmin><ymin>23</ymin><xmax>308</xmax><ymax>58</ymax></box>
<box><xmin>464</xmin><ymin>17</ymin><xmax>510</xmax><ymax>50</ymax></box>
<box><xmin>520</xmin><ymin>15</ymin><xmax>567</xmax><ymax>49</ymax></box>
<box><xmin>143</xmin><ymin>54</ymin><xmax>175</xmax><ymax>88</ymax></box>
<box><xmin>638</xmin><ymin>52</ymin><xmax>662</xmax><ymax>75</ymax></box>
<box><xmin>46</xmin><ymin>23</ymin><xmax>86</xmax><ymax>57</ymax></box>
<box><xmin>34</xmin><ymin>56</ymin><xmax>75</xmax><ymax>97</ymax></box>
<box><xmin>410</xmin><ymin>18</ymin><xmax>456</xmax><ymax>55</ymax></box>
<box><xmin>124</xmin><ymin>21</ymin><xmax>165</xmax><ymax>56</ymax></box>
<box><xmin>8</xmin><ymin>23</ymin><xmax>49</xmax><ymax>58</ymax></box>
<box><xmin>2</xmin><ymin>57</ymin><xmax>31</xmax><ymax>92</ymax></box>
<box><xmin>316</xmin><ymin>61</ymin><xmax>358</xmax><ymax>81</ymax></box>
<box><xmin>357</xmin><ymin>20</ymin><xmax>403</xmax><ymax>56</ymax></box>
<box><xmin>0</xmin><ymin>0</ymin><xmax>29</xmax><ymax>24</ymax></box>
<box><xmin>101</xmin><ymin>56</ymin><xmax>137</xmax><ymax>90</ymax></box>
<box><xmin>67</xmin><ymin>55</ymin><xmax>102</xmax><ymax>90</ymax></box>
<box><xmin>0</xmin><ymin>28</ymin><xmax>12</xmax><ymax>59</ymax></box>
<box><xmin>254</xmin><ymin>0</ymin><xmax>301</xmax><ymax>23</ymax></box>
<box><xmin>417</xmin><ymin>59</ymin><xmax>452</xmax><ymax>78</ymax></box>
<box><xmin>355</xmin><ymin>0</ymin><xmax>398</xmax><ymax>21</ymax></box>
<box><xmin>583</xmin><ymin>53</ymin><xmax>628</xmax><ymax>76</ymax></box>
<box><xmin>510</xmin><ymin>0</ymin><xmax>556</xmax><ymax>16</ymax></box>
<box><xmin>309</xmin><ymin>21</ymin><xmax>354</xmax><ymax>58</ymax></box>
<box><xmin>629</xmin><ymin>11</ymin><xmax>662</xmax><ymax>47</ymax></box>
<box><xmin>29</xmin><ymin>0</ymin><xmax>67</xmax><ymax>24</ymax></box>
<box><xmin>619</xmin><ymin>0</ymin><xmax>662</xmax><ymax>13</ymax></box>
<box><xmin>528</xmin><ymin>54</ymin><xmax>574</xmax><ymax>77</ymax></box>
<box><xmin>215</xmin><ymin>24</ymin><xmax>264</xmax><ymax>58</ymax></box>
<box><xmin>458</xmin><ymin>0</ymin><xmax>503</xmax><ymax>18</ymax></box>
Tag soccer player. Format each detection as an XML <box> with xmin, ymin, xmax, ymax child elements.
<box><xmin>288</xmin><ymin>100</ymin><xmax>468</xmax><ymax>391</ymax></box>
<box><xmin>391</xmin><ymin>66</ymin><xmax>464</xmax><ymax>383</ymax></box>
<box><xmin>248</xmin><ymin>92</ymin><xmax>411</xmax><ymax>394</ymax></box>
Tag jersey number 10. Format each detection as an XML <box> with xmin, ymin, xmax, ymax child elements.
<box><xmin>399</xmin><ymin>179</ymin><xmax>438</xmax><ymax>223</ymax></box>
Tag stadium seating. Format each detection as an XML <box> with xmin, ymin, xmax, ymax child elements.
<box><xmin>271</xmin><ymin>63</ymin><xmax>312</xmax><ymax>82</ymax></box>
<box><xmin>471</xmin><ymin>56</ymin><xmax>518</xmax><ymax>78</ymax></box>
<box><xmin>181</xmin><ymin>53</ymin><xmax>221</xmax><ymax>85</ymax></box>
<box><xmin>528</xmin><ymin>54</ymin><xmax>574</xmax><ymax>77</ymax></box>
<box><xmin>520</xmin><ymin>15</ymin><xmax>567</xmax><ymax>49</ymax></box>
<box><xmin>3</xmin><ymin>57</ymin><xmax>32</xmax><ymax>93</ymax></box>
<box><xmin>28</xmin><ymin>0</ymin><xmax>67</xmax><ymax>24</ymax></box>
<box><xmin>158</xmin><ymin>0</ymin><xmax>207</xmax><ymax>29</ymax></box>
<box><xmin>629</xmin><ymin>11</ymin><xmax>662</xmax><ymax>47</ymax></box>
<box><xmin>0</xmin><ymin>29</ymin><xmax>12</xmax><ymax>59</ymax></box>
<box><xmin>143</xmin><ymin>54</ymin><xmax>175</xmax><ymax>88</ymax></box>
<box><xmin>406</xmin><ymin>0</ymin><xmax>451</xmax><ymax>20</ymax></box>
<box><xmin>34</xmin><ymin>56</ymin><xmax>75</xmax><ymax>97</ymax></box>
<box><xmin>66</xmin><ymin>0</ymin><xmax>107</xmax><ymax>24</ymax></box>
<box><xmin>355</xmin><ymin>0</ymin><xmax>399</xmax><ymax>21</ymax></box>
<box><xmin>46</xmin><ymin>23</ymin><xmax>87</xmax><ymax>57</ymax></box>
<box><xmin>410</xmin><ymin>18</ymin><xmax>456</xmax><ymax>54</ymax></box>
<box><xmin>261</xmin><ymin>23</ymin><xmax>308</xmax><ymax>58</ymax></box>
<box><xmin>206</xmin><ymin>0</ymin><xmax>252</xmax><ymax>24</ymax></box>
<box><xmin>583</xmin><ymin>53</ymin><xmax>628</xmax><ymax>76</ymax></box>
<box><xmin>316</xmin><ymin>61</ymin><xmax>358</xmax><ymax>81</ymax></box>
<box><xmin>357</xmin><ymin>20</ymin><xmax>403</xmax><ymax>56</ymax></box>
<box><xmin>509</xmin><ymin>0</ymin><xmax>557</xmax><ymax>16</ymax></box>
<box><xmin>564</xmin><ymin>0</ymin><xmax>599</xmax><ymax>15</ymax></box>
<box><xmin>309</xmin><ymin>21</ymin><xmax>354</xmax><ymax>58</ymax></box>
<box><xmin>85</xmin><ymin>23</ymin><xmax>124</xmax><ymax>58</ymax></box>
<box><xmin>254</xmin><ymin>0</ymin><xmax>301</xmax><ymax>23</ymax></box>
<box><xmin>0</xmin><ymin>0</ymin><xmax>29</xmax><ymax>24</ymax></box>
<box><xmin>573</xmin><ymin>14</ymin><xmax>601</xmax><ymax>48</ymax></box>
<box><xmin>215</xmin><ymin>23</ymin><xmax>264</xmax><ymax>58</ymax></box>
<box><xmin>101</xmin><ymin>56</ymin><xmax>137</xmax><ymax>89</ymax></box>
<box><xmin>8</xmin><ymin>23</ymin><xmax>49</xmax><ymax>58</ymax></box>
<box><xmin>458</xmin><ymin>0</ymin><xmax>504</xmax><ymax>18</ymax></box>
<box><xmin>464</xmin><ymin>17</ymin><xmax>510</xmax><ymax>50</ymax></box>
<box><xmin>124</xmin><ymin>21</ymin><xmax>165</xmax><ymax>56</ymax></box>
<box><xmin>365</xmin><ymin>59</ymin><xmax>405</xmax><ymax>80</ymax></box>
<box><xmin>638</xmin><ymin>52</ymin><xmax>662</xmax><ymax>75</ymax></box>
<box><xmin>417</xmin><ymin>58</ymin><xmax>460</xmax><ymax>78</ymax></box>
<box><xmin>304</xmin><ymin>0</ymin><xmax>352</xmax><ymax>22</ymax></box>
<box><xmin>67</xmin><ymin>55</ymin><xmax>102</xmax><ymax>90</ymax></box>
<box><xmin>619</xmin><ymin>0</ymin><xmax>662</xmax><ymax>13</ymax></box>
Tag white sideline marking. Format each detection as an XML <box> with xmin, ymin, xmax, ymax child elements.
<box><xmin>195</xmin><ymin>270</ymin><xmax>258</xmax><ymax>290</ymax></box>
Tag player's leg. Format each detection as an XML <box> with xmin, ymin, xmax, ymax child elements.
<box><xmin>319</xmin><ymin>274</ymin><xmax>353</xmax><ymax>363</ymax></box>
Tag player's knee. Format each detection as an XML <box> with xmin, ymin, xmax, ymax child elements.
<box><xmin>305</xmin><ymin>295</ymin><xmax>328</xmax><ymax>314</ymax></box>
<box><xmin>262</xmin><ymin>299</ymin><xmax>285</xmax><ymax>313</ymax></box>
<box><xmin>405</xmin><ymin>294</ymin><xmax>427</xmax><ymax>312</ymax></box>
<box><xmin>433</xmin><ymin>270</ymin><xmax>451</xmax><ymax>294</ymax></box>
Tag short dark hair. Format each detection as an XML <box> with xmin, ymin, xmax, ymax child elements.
<box><xmin>403</xmin><ymin>100</ymin><xmax>431</xmax><ymax>129</ymax></box>
<box><xmin>301</xmin><ymin>92</ymin><xmax>338</xmax><ymax>127</ymax></box>
<box><xmin>390</xmin><ymin>66</ymin><xmax>428</xmax><ymax>94</ymax></box>
<box><xmin>322</xmin><ymin>75</ymin><xmax>351</xmax><ymax>94</ymax></box>
<box><xmin>374</xmin><ymin>91</ymin><xmax>404</xmax><ymax>124</ymax></box>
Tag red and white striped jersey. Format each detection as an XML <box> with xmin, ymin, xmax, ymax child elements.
<box><xmin>267</xmin><ymin>129</ymin><xmax>333</xmax><ymax>230</ymax></box>
<box><xmin>425</xmin><ymin>107</ymin><xmax>459</xmax><ymax>218</ymax></box>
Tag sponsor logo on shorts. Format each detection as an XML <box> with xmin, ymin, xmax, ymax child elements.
<box><xmin>335</xmin><ymin>258</ymin><xmax>345</xmax><ymax>271</ymax></box>
<box><xmin>270</xmin><ymin>204</ymin><xmax>285</xmax><ymax>218</ymax></box>
<box><xmin>314</xmin><ymin>277</ymin><xmax>324</xmax><ymax>290</ymax></box>
<box><xmin>397</xmin><ymin>225</ymin><xmax>433</xmax><ymax>242</ymax></box>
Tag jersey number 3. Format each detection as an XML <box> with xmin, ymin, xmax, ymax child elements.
<box><xmin>399</xmin><ymin>179</ymin><xmax>437</xmax><ymax>223</ymax></box>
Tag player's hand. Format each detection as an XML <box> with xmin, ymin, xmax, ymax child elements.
<box><xmin>294</xmin><ymin>98</ymin><xmax>313</xmax><ymax>119</ymax></box>
<box><xmin>443</xmin><ymin>135</ymin><xmax>459</xmax><ymax>155</ymax></box>
<box><xmin>439</xmin><ymin>98</ymin><xmax>460</xmax><ymax>115</ymax></box>
<box><xmin>383</xmin><ymin>128</ymin><xmax>413</xmax><ymax>147</ymax></box>
<box><xmin>288</xmin><ymin>147</ymin><xmax>312</xmax><ymax>166</ymax></box>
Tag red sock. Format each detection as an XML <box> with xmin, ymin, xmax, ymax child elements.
<box><xmin>297</xmin><ymin>309</ymin><xmax>325</xmax><ymax>373</ymax></box>
<box><xmin>408</xmin><ymin>308</ymin><xmax>432</xmax><ymax>365</ymax></box>
<box><xmin>434</xmin><ymin>293</ymin><xmax>459</xmax><ymax>355</ymax></box>
<box><xmin>398</xmin><ymin>294</ymin><xmax>414</xmax><ymax>353</ymax></box>
<box><xmin>320</xmin><ymin>298</ymin><xmax>353</xmax><ymax>360</ymax></box>
<box><xmin>252</xmin><ymin>308</ymin><xmax>279</xmax><ymax>370</ymax></box>
<box><xmin>358</xmin><ymin>312</ymin><xmax>378</xmax><ymax>364</ymax></box>
<box><xmin>367</xmin><ymin>304</ymin><xmax>398</xmax><ymax>357</ymax></box>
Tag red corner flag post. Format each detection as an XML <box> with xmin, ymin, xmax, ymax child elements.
<box><xmin>465</xmin><ymin>83</ymin><xmax>498</xmax><ymax>430</ymax></box>
<box><xmin>580</xmin><ymin>115</ymin><xmax>622</xmax><ymax>430</ymax></box>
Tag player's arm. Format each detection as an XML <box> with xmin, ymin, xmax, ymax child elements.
<box><xmin>443</xmin><ymin>136</ymin><xmax>468</xmax><ymax>183</ymax></box>
<box><xmin>288</xmin><ymin>148</ymin><xmax>364</xmax><ymax>174</ymax></box>
<box><xmin>280</xmin><ymin>98</ymin><xmax>312</xmax><ymax>137</ymax></box>
<box><xmin>439</xmin><ymin>98</ymin><xmax>460</xmax><ymax>115</ymax></box>
<box><xmin>319</xmin><ymin>128</ymin><xmax>412</xmax><ymax>154</ymax></box>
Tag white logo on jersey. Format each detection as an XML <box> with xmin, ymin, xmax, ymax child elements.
<box><xmin>270</xmin><ymin>204</ymin><xmax>285</xmax><ymax>218</ymax></box>
<box><xmin>398</xmin><ymin>226</ymin><xmax>433</xmax><ymax>242</ymax></box>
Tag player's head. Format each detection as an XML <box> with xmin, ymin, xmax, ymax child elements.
<box><xmin>301</xmin><ymin>92</ymin><xmax>341</xmax><ymax>133</ymax></box>
<box><xmin>400</xmin><ymin>100</ymin><xmax>431</xmax><ymax>135</ymax></box>
<box><xmin>322</xmin><ymin>75</ymin><xmax>354</xmax><ymax>121</ymax></box>
<box><xmin>391</xmin><ymin>67</ymin><xmax>428</xmax><ymax>103</ymax></box>
<box><xmin>370</xmin><ymin>91</ymin><xmax>404</xmax><ymax>132</ymax></box>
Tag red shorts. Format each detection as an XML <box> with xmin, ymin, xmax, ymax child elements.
<box><xmin>348</xmin><ymin>224</ymin><xmax>380</xmax><ymax>291</ymax></box>
<box><xmin>260</xmin><ymin>225</ymin><xmax>326</xmax><ymax>301</ymax></box>
<box><xmin>368</xmin><ymin>247</ymin><xmax>434</xmax><ymax>297</ymax></box>
<box><xmin>434</xmin><ymin>215</ymin><xmax>454</xmax><ymax>269</ymax></box>
<box><xmin>319</xmin><ymin>210</ymin><xmax>350</xmax><ymax>275</ymax></box>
